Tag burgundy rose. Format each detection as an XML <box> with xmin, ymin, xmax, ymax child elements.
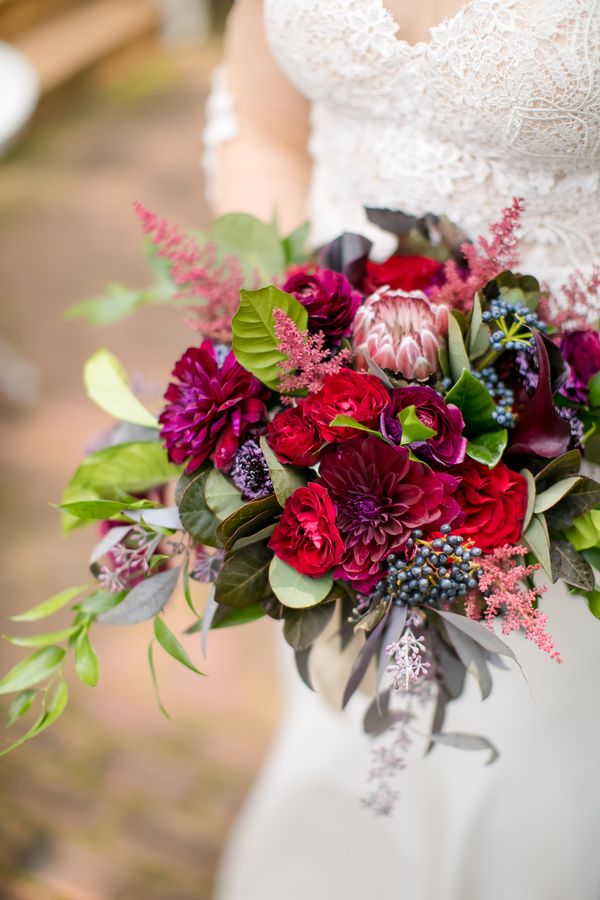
<box><xmin>304</xmin><ymin>370</ymin><xmax>390</xmax><ymax>443</ymax></box>
<box><xmin>560</xmin><ymin>329</ymin><xmax>600</xmax><ymax>403</ymax></box>
<box><xmin>381</xmin><ymin>385</ymin><xmax>467</xmax><ymax>466</ymax></box>
<box><xmin>283</xmin><ymin>268</ymin><xmax>362</xmax><ymax>340</ymax></box>
<box><xmin>317</xmin><ymin>436</ymin><xmax>460</xmax><ymax>589</ymax></box>
<box><xmin>267</xmin><ymin>403</ymin><xmax>322</xmax><ymax>467</ymax></box>
<box><xmin>453</xmin><ymin>459</ymin><xmax>528</xmax><ymax>552</ymax></box>
<box><xmin>269</xmin><ymin>483</ymin><xmax>344</xmax><ymax>577</ymax></box>
<box><xmin>363</xmin><ymin>254</ymin><xmax>445</xmax><ymax>295</ymax></box>
<box><xmin>159</xmin><ymin>340</ymin><xmax>269</xmax><ymax>474</ymax></box>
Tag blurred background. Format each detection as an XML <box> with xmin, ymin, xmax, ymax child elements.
<box><xmin>0</xmin><ymin>2</ymin><xmax>280</xmax><ymax>897</ymax></box>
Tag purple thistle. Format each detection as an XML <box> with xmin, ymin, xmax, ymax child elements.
<box><xmin>230</xmin><ymin>439</ymin><xmax>273</xmax><ymax>500</ymax></box>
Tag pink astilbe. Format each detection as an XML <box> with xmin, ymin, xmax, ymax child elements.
<box><xmin>538</xmin><ymin>265</ymin><xmax>600</xmax><ymax>333</ymax></box>
<box><xmin>134</xmin><ymin>202</ymin><xmax>245</xmax><ymax>342</ymax></box>
<box><xmin>472</xmin><ymin>544</ymin><xmax>561</xmax><ymax>662</ymax></box>
<box><xmin>273</xmin><ymin>308</ymin><xmax>351</xmax><ymax>395</ymax></box>
<box><xmin>430</xmin><ymin>197</ymin><xmax>524</xmax><ymax>312</ymax></box>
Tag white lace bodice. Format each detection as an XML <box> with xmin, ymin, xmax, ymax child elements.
<box><xmin>264</xmin><ymin>0</ymin><xmax>600</xmax><ymax>285</ymax></box>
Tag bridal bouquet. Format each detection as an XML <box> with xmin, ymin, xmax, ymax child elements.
<box><xmin>3</xmin><ymin>198</ymin><xmax>600</xmax><ymax>802</ymax></box>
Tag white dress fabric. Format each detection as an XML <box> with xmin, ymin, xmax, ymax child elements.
<box><xmin>214</xmin><ymin>3</ymin><xmax>600</xmax><ymax>898</ymax></box>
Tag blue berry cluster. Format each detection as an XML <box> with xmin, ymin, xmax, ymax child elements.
<box><xmin>372</xmin><ymin>525</ymin><xmax>484</xmax><ymax>609</ymax></box>
<box><xmin>472</xmin><ymin>367</ymin><xmax>516</xmax><ymax>429</ymax></box>
<box><xmin>483</xmin><ymin>300</ymin><xmax>547</xmax><ymax>354</ymax></box>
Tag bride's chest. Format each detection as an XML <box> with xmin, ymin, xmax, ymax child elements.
<box><xmin>264</xmin><ymin>0</ymin><xmax>600</xmax><ymax>159</ymax></box>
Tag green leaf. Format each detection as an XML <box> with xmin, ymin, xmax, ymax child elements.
<box><xmin>466</xmin><ymin>429</ymin><xmax>508</xmax><ymax>467</ymax></box>
<box><xmin>147</xmin><ymin>641</ymin><xmax>170</xmax><ymax>719</ymax></box>
<box><xmin>231</xmin><ymin>286</ymin><xmax>308</xmax><ymax>389</ymax></box>
<box><xmin>259</xmin><ymin>436</ymin><xmax>307</xmax><ymax>507</ymax></box>
<box><xmin>211</xmin><ymin>213</ymin><xmax>286</xmax><ymax>282</ymax></box>
<box><xmin>215</xmin><ymin>543</ymin><xmax>273</xmax><ymax>609</ymax></box>
<box><xmin>534</xmin><ymin>476</ymin><xmax>582</xmax><ymax>514</ymax></box>
<box><xmin>177</xmin><ymin>469</ymin><xmax>221</xmax><ymax>548</ymax></box>
<box><xmin>10</xmin><ymin>584</ymin><xmax>88</xmax><ymax>622</ymax></box>
<box><xmin>1</xmin><ymin>680</ymin><xmax>69</xmax><ymax>756</ymax></box>
<box><xmin>586</xmin><ymin>590</ymin><xmax>600</xmax><ymax>619</ymax></box>
<box><xmin>98</xmin><ymin>567</ymin><xmax>181</xmax><ymax>625</ymax></box>
<box><xmin>399</xmin><ymin>405</ymin><xmax>437</xmax><ymax>444</ymax></box>
<box><xmin>153</xmin><ymin>616</ymin><xmax>205</xmax><ymax>675</ymax></box>
<box><xmin>217</xmin><ymin>494</ymin><xmax>280</xmax><ymax>551</ymax></box>
<box><xmin>534</xmin><ymin>450</ymin><xmax>581</xmax><ymax>487</ymax></box>
<box><xmin>582</xmin><ymin>546</ymin><xmax>600</xmax><ymax>572</ymax></box>
<box><xmin>4</xmin><ymin>626</ymin><xmax>80</xmax><ymax>648</ymax></box>
<box><xmin>524</xmin><ymin>515</ymin><xmax>554</xmax><ymax>580</ymax></box>
<box><xmin>212</xmin><ymin>603</ymin><xmax>266</xmax><ymax>629</ymax></box>
<box><xmin>63</xmin><ymin>442</ymin><xmax>180</xmax><ymax>509</ymax></box>
<box><xmin>283</xmin><ymin>602</ymin><xmax>335</xmax><ymax>651</ymax></box>
<box><xmin>447</xmin><ymin>312</ymin><xmax>471</xmax><ymax>383</ymax></box>
<box><xmin>495</xmin><ymin>271</ymin><xmax>541</xmax><ymax>310</ymax></box>
<box><xmin>328</xmin><ymin>414</ymin><xmax>383</xmax><ymax>440</ymax></box>
<box><xmin>0</xmin><ymin>646</ymin><xmax>66</xmax><ymax>695</ymax></box>
<box><xmin>468</xmin><ymin>293</ymin><xmax>491</xmax><ymax>360</ymax></box>
<box><xmin>204</xmin><ymin>469</ymin><xmax>244</xmax><ymax>520</ymax></box>
<box><xmin>521</xmin><ymin>469</ymin><xmax>537</xmax><ymax>533</ymax></box>
<box><xmin>182</xmin><ymin>556</ymin><xmax>199</xmax><ymax>618</ymax></box>
<box><xmin>282</xmin><ymin>222</ymin><xmax>310</xmax><ymax>266</ymax></box>
<box><xmin>66</xmin><ymin>283</ymin><xmax>145</xmax><ymax>325</ymax></box>
<box><xmin>268</xmin><ymin>555</ymin><xmax>333</xmax><ymax>609</ymax></box>
<box><xmin>7</xmin><ymin>690</ymin><xmax>37</xmax><ymax>727</ymax></box>
<box><xmin>75</xmin><ymin>630</ymin><xmax>100</xmax><ymax>687</ymax></box>
<box><xmin>550</xmin><ymin>540</ymin><xmax>595</xmax><ymax>591</ymax></box>
<box><xmin>546</xmin><ymin>477</ymin><xmax>600</xmax><ymax>530</ymax></box>
<box><xmin>76</xmin><ymin>590</ymin><xmax>126</xmax><ymax>615</ymax></box>
<box><xmin>566</xmin><ymin>510</ymin><xmax>600</xmax><ymax>552</ymax></box>
<box><xmin>60</xmin><ymin>497</ymin><xmax>159</xmax><ymax>520</ymax></box>
<box><xmin>445</xmin><ymin>369</ymin><xmax>496</xmax><ymax>436</ymax></box>
<box><xmin>587</xmin><ymin>372</ymin><xmax>600</xmax><ymax>408</ymax></box>
<box><xmin>83</xmin><ymin>348</ymin><xmax>158</xmax><ymax>429</ymax></box>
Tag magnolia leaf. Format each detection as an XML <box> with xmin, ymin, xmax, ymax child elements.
<box><xmin>177</xmin><ymin>469</ymin><xmax>220</xmax><ymax>548</ymax></box>
<box><xmin>534</xmin><ymin>476</ymin><xmax>582</xmax><ymax>514</ymax></box>
<box><xmin>376</xmin><ymin>603</ymin><xmax>408</xmax><ymax>694</ymax></box>
<box><xmin>466</xmin><ymin>429</ymin><xmax>507</xmax><ymax>468</ymax></box>
<box><xmin>524</xmin><ymin>514</ymin><xmax>554</xmax><ymax>580</ymax></box>
<box><xmin>10</xmin><ymin>584</ymin><xmax>88</xmax><ymax>623</ymax></box>
<box><xmin>550</xmin><ymin>540</ymin><xmax>595</xmax><ymax>591</ymax></box>
<box><xmin>283</xmin><ymin>601</ymin><xmax>335</xmax><ymax>651</ymax></box>
<box><xmin>546</xmin><ymin>477</ymin><xmax>600</xmax><ymax>530</ymax></box>
<box><xmin>83</xmin><ymin>348</ymin><xmax>158</xmax><ymax>428</ymax></box>
<box><xmin>268</xmin><ymin>556</ymin><xmax>333</xmax><ymax>610</ymax></box>
<box><xmin>75</xmin><ymin>630</ymin><xmax>100</xmax><ymax>687</ymax></box>
<box><xmin>0</xmin><ymin>646</ymin><xmax>66</xmax><ymax>695</ymax></box>
<box><xmin>445</xmin><ymin>369</ymin><xmax>496</xmax><ymax>437</ymax></box>
<box><xmin>443</xmin><ymin>621</ymin><xmax>492</xmax><ymax>700</ymax></box>
<box><xmin>215</xmin><ymin>543</ymin><xmax>273</xmax><ymax>609</ymax></box>
<box><xmin>6</xmin><ymin>690</ymin><xmax>37</xmax><ymax>727</ymax></box>
<box><xmin>447</xmin><ymin>312</ymin><xmax>471</xmax><ymax>383</ymax></box>
<box><xmin>399</xmin><ymin>405</ymin><xmax>437</xmax><ymax>444</ymax></box>
<box><xmin>521</xmin><ymin>469</ymin><xmax>537</xmax><ymax>533</ymax></box>
<box><xmin>429</xmin><ymin>731</ymin><xmax>499</xmax><ymax>764</ymax></box>
<box><xmin>98</xmin><ymin>567</ymin><xmax>181</xmax><ymax>625</ymax></box>
<box><xmin>259</xmin><ymin>437</ymin><xmax>307</xmax><ymax>507</ymax></box>
<box><xmin>329</xmin><ymin>414</ymin><xmax>384</xmax><ymax>440</ymax></box>
<box><xmin>205</xmin><ymin>469</ymin><xmax>244</xmax><ymax>520</ymax></box>
<box><xmin>231</xmin><ymin>286</ymin><xmax>308</xmax><ymax>389</ymax></box>
<box><xmin>432</xmin><ymin>609</ymin><xmax>519</xmax><ymax>663</ymax></box>
<box><xmin>229</xmin><ymin>523</ymin><xmax>277</xmax><ymax>551</ymax></box>
<box><xmin>153</xmin><ymin>616</ymin><xmax>205</xmax><ymax>675</ymax></box>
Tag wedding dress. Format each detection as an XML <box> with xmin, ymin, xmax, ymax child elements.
<box><xmin>212</xmin><ymin>3</ymin><xmax>600</xmax><ymax>898</ymax></box>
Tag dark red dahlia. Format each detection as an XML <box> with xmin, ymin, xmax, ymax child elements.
<box><xmin>159</xmin><ymin>340</ymin><xmax>269</xmax><ymax>474</ymax></box>
<box><xmin>317</xmin><ymin>436</ymin><xmax>460</xmax><ymax>589</ymax></box>
<box><xmin>283</xmin><ymin>268</ymin><xmax>362</xmax><ymax>340</ymax></box>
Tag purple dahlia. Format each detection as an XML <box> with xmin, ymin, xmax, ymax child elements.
<box><xmin>317</xmin><ymin>436</ymin><xmax>460</xmax><ymax>590</ymax></box>
<box><xmin>159</xmin><ymin>340</ymin><xmax>269</xmax><ymax>474</ymax></box>
<box><xmin>283</xmin><ymin>268</ymin><xmax>362</xmax><ymax>340</ymax></box>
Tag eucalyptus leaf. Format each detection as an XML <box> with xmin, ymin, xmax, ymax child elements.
<box><xmin>447</xmin><ymin>312</ymin><xmax>471</xmax><ymax>382</ymax></box>
<box><xmin>546</xmin><ymin>477</ymin><xmax>600</xmax><ymax>530</ymax></box>
<box><xmin>83</xmin><ymin>348</ymin><xmax>158</xmax><ymax>428</ymax></box>
<box><xmin>98</xmin><ymin>567</ymin><xmax>181</xmax><ymax>625</ymax></box>
<box><xmin>534</xmin><ymin>450</ymin><xmax>582</xmax><ymax>487</ymax></box>
<box><xmin>6</xmin><ymin>690</ymin><xmax>37</xmax><ymax>727</ymax></box>
<box><xmin>178</xmin><ymin>469</ymin><xmax>220</xmax><ymax>548</ymax></box>
<box><xmin>259</xmin><ymin>437</ymin><xmax>307</xmax><ymax>507</ymax></box>
<box><xmin>429</xmin><ymin>731</ymin><xmax>499</xmax><ymax>764</ymax></box>
<box><xmin>153</xmin><ymin>616</ymin><xmax>205</xmax><ymax>675</ymax></box>
<box><xmin>283</xmin><ymin>602</ymin><xmax>335</xmax><ymax>651</ymax></box>
<box><xmin>231</xmin><ymin>286</ymin><xmax>308</xmax><ymax>389</ymax></box>
<box><xmin>466</xmin><ymin>429</ymin><xmax>507</xmax><ymax>468</ymax></box>
<box><xmin>205</xmin><ymin>470</ymin><xmax>244</xmax><ymax>520</ymax></box>
<box><xmin>342</xmin><ymin>606</ymin><xmax>390</xmax><ymax>709</ymax></box>
<box><xmin>443</xmin><ymin>621</ymin><xmax>493</xmax><ymax>700</ymax></box>
<box><xmin>432</xmin><ymin>609</ymin><xmax>519</xmax><ymax>663</ymax></box>
<box><xmin>217</xmin><ymin>494</ymin><xmax>280</xmax><ymax>550</ymax></box>
<box><xmin>521</xmin><ymin>469</ymin><xmax>537</xmax><ymax>532</ymax></box>
<box><xmin>215</xmin><ymin>543</ymin><xmax>273</xmax><ymax>609</ymax></box>
<box><xmin>268</xmin><ymin>556</ymin><xmax>333</xmax><ymax>610</ymax></box>
<box><xmin>75</xmin><ymin>631</ymin><xmax>100</xmax><ymax>687</ymax></box>
<box><xmin>534</xmin><ymin>476</ymin><xmax>582</xmax><ymax>514</ymax></box>
<box><xmin>524</xmin><ymin>514</ymin><xmax>554</xmax><ymax>580</ymax></box>
<box><xmin>294</xmin><ymin>647</ymin><xmax>315</xmax><ymax>691</ymax></box>
<box><xmin>550</xmin><ymin>540</ymin><xmax>595</xmax><ymax>591</ymax></box>
<box><xmin>10</xmin><ymin>585</ymin><xmax>88</xmax><ymax>623</ymax></box>
<box><xmin>0</xmin><ymin>646</ymin><xmax>66</xmax><ymax>695</ymax></box>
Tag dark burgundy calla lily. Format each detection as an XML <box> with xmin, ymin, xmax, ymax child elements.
<box><xmin>318</xmin><ymin>232</ymin><xmax>372</xmax><ymax>289</ymax></box>
<box><xmin>507</xmin><ymin>331</ymin><xmax>571</xmax><ymax>459</ymax></box>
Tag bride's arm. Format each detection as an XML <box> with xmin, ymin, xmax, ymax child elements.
<box><xmin>209</xmin><ymin>0</ymin><xmax>311</xmax><ymax>233</ymax></box>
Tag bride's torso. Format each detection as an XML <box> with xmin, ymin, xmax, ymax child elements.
<box><xmin>264</xmin><ymin>0</ymin><xmax>600</xmax><ymax>284</ymax></box>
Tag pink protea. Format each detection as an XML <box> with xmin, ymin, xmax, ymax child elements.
<box><xmin>353</xmin><ymin>287</ymin><xmax>448</xmax><ymax>381</ymax></box>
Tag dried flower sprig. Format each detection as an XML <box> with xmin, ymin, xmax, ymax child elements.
<box><xmin>273</xmin><ymin>308</ymin><xmax>351</xmax><ymax>395</ymax></box>
<box><xmin>538</xmin><ymin>265</ymin><xmax>600</xmax><ymax>333</ymax></box>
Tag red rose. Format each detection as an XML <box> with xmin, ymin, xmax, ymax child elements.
<box><xmin>304</xmin><ymin>370</ymin><xmax>390</xmax><ymax>443</ymax></box>
<box><xmin>267</xmin><ymin>403</ymin><xmax>322</xmax><ymax>467</ymax></box>
<box><xmin>454</xmin><ymin>460</ymin><xmax>528</xmax><ymax>551</ymax></box>
<box><xmin>364</xmin><ymin>255</ymin><xmax>445</xmax><ymax>295</ymax></box>
<box><xmin>269</xmin><ymin>483</ymin><xmax>344</xmax><ymax>577</ymax></box>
